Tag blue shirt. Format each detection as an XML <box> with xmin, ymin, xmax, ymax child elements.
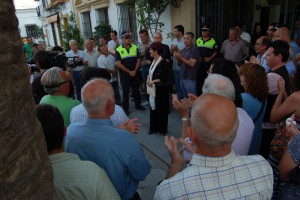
<box><xmin>65</xmin><ymin>118</ymin><xmax>150</xmax><ymax>200</ymax></box>
<box><xmin>242</xmin><ymin>93</ymin><xmax>266</xmax><ymax>155</ymax></box>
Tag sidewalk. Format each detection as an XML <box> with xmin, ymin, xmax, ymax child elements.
<box><xmin>128</xmin><ymin>100</ymin><xmax>183</xmax><ymax>200</ymax></box>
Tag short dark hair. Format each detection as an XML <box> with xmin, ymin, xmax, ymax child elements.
<box><xmin>36</xmin><ymin>104</ymin><xmax>64</xmax><ymax>153</ymax></box>
<box><xmin>234</xmin><ymin>23</ymin><xmax>243</xmax><ymax>29</ymax></box>
<box><xmin>211</xmin><ymin>58</ymin><xmax>243</xmax><ymax>107</ymax></box>
<box><xmin>111</xmin><ymin>30</ymin><xmax>118</xmax><ymax>36</ymax></box>
<box><xmin>185</xmin><ymin>32</ymin><xmax>194</xmax><ymax>38</ymax></box>
<box><xmin>51</xmin><ymin>46</ymin><xmax>63</xmax><ymax>52</ymax></box>
<box><xmin>174</xmin><ymin>25</ymin><xmax>184</xmax><ymax>35</ymax></box>
<box><xmin>150</xmin><ymin>42</ymin><xmax>163</xmax><ymax>55</ymax></box>
<box><xmin>139</xmin><ymin>29</ymin><xmax>149</xmax><ymax>36</ymax></box>
<box><xmin>80</xmin><ymin>67</ymin><xmax>111</xmax><ymax>86</ymax></box>
<box><xmin>33</xmin><ymin>50</ymin><xmax>52</xmax><ymax>70</ymax></box>
<box><xmin>268</xmin><ymin>40</ymin><xmax>290</xmax><ymax>62</ymax></box>
<box><xmin>261</xmin><ymin>36</ymin><xmax>272</xmax><ymax>48</ymax></box>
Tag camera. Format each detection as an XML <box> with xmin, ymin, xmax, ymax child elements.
<box><xmin>54</xmin><ymin>53</ymin><xmax>83</xmax><ymax>69</ymax></box>
<box><xmin>27</xmin><ymin>58</ymin><xmax>40</xmax><ymax>73</ymax></box>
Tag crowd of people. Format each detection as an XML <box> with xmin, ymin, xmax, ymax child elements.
<box><xmin>25</xmin><ymin>21</ymin><xmax>300</xmax><ymax>199</ymax></box>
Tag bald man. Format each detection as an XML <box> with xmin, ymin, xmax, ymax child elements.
<box><xmin>274</xmin><ymin>27</ymin><xmax>300</xmax><ymax>76</ymax></box>
<box><xmin>65</xmin><ymin>79</ymin><xmax>151</xmax><ymax>200</ymax></box>
<box><xmin>155</xmin><ymin>94</ymin><xmax>273</xmax><ymax>199</ymax></box>
<box><xmin>146</xmin><ymin>32</ymin><xmax>171</xmax><ymax>64</ymax></box>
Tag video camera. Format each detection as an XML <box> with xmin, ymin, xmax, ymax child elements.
<box><xmin>26</xmin><ymin>58</ymin><xmax>40</xmax><ymax>73</ymax></box>
<box><xmin>54</xmin><ymin>53</ymin><xmax>83</xmax><ymax>69</ymax></box>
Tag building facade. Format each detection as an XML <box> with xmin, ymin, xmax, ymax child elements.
<box><xmin>32</xmin><ymin>0</ymin><xmax>299</xmax><ymax>49</ymax></box>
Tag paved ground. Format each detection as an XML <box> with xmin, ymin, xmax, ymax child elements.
<box><xmin>127</xmin><ymin>98</ymin><xmax>183</xmax><ymax>200</ymax></box>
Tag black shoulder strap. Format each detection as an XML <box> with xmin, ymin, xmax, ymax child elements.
<box><xmin>253</xmin><ymin>100</ymin><xmax>266</xmax><ymax>123</ymax></box>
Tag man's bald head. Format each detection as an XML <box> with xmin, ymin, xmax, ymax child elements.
<box><xmin>154</xmin><ymin>32</ymin><xmax>163</xmax><ymax>43</ymax></box>
<box><xmin>274</xmin><ymin>27</ymin><xmax>291</xmax><ymax>42</ymax></box>
<box><xmin>190</xmin><ymin>94</ymin><xmax>239</xmax><ymax>147</ymax></box>
<box><xmin>81</xmin><ymin>78</ymin><xmax>114</xmax><ymax>116</ymax></box>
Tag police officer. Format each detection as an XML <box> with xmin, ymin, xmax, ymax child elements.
<box><xmin>196</xmin><ymin>25</ymin><xmax>218</xmax><ymax>95</ymax></box>
<box><xmin>115</xmin><ymin>31</ymin><xmax>146</xmax><ymax>115</ymax></box>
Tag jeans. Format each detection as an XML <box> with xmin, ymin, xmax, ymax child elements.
<box><xmin>180</xmin><ymin>79</ymin><xmax>196</xmax><ymax>99</ymax></box>
<box><xmin>73</xmin><ymin>71</ymin><xmax>81</xmax><ymax>101</ymax></box>
<box><xmin>173</xmin><ymin>70</ymin><xmax>183</xmax><ymax>100</ymax></box>
<box><xmin>111</xmin><ymin>80</ymin><xmax>121</xmax><ymax>104</ymax></box>
<box><xmin>141</xmin><ymin>64</ymin><xmax>149</xmax><ymax>100</ymax></box>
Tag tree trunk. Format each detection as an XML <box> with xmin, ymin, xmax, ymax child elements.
<box><xmin>0</xmin><ymin>0</ymin><xmax>58</xmax><ymax>199</ymax></box>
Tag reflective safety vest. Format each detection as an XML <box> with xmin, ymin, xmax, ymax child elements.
<box><xmin>196</xmin><ymin>37</ymin><xmax>217</xmax><ymax>49</ymax></box>
<box><xmin>116</xmin><ymin>44</ymin><xmax>138</xmax><ymax>59</ymax></box>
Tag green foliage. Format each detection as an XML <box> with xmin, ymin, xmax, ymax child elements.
<box><xmin>93</xmin><ymin>22</ymin><xmax>113</xmax><ymax>46</ymax></box>
<box><xmin>35</xmin><ymin>26</ymin><xmax>44</xmax><ymax>39</ymax></box>
<box><xmin>61</xmin><ymin>12</ymin><xmax>84</xmax><ymax>51</ymax></box>
<box><xmin>124</xmin><ymin>0</ymin><xmax>182</xmax><ymax>37</ymax></box>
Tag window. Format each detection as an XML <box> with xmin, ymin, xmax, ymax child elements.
<box><xmin>117</xmin><ymin>3</ymin><xmax>137</xmax><ymax>36</ymax></box>
<box><xmin>96</xmin><ymin>8</ymin><xmax>109</xmax><ymax>25</ymax></box>
<box><xmin>81</xmin><ymin>12</ymin><xmax>92</xmax><ymax>40</ymax></box>
<box><xmin>25</xmin><ymin>25</ymin><xmax>38</xmax><ymax>38</ymax></box>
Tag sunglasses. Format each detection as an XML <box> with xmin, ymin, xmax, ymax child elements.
<box><xmin>123</xmin><ymin>35</ymin><xmax>130</xmax><ymax>39</ymax></box>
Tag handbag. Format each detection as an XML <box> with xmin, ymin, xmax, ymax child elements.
<box><xmin>146</xmin><ymin>84</ymin><xmax>156</xmax><ymax>97</ymax></box>
<box><xmin>270</xmin><ymin>119</ymin><xmax>291</xmax><ymax>159</ymax></box>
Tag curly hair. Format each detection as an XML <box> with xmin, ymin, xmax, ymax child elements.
<box><xmin>239</xmin><ymin>63</ymin><xmax>268</xmax><ymax>102</ymax></box>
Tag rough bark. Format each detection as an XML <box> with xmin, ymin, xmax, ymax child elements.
<box><xmin>0</xmin><ymin>0</ymin><xmax>58</xmax><ymax>199</ymax></box>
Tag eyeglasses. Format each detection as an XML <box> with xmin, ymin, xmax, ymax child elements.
<box><xmin>44</xmin><ymin>80</ymin><xmax>69</xmax><ymax>89</ymax></box>
<box><xmin>59</xmin><ymin>80</ymin><xmax>69</xmax><ymax>86</ymax></box>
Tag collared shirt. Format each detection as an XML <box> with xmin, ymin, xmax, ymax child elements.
<box><xmin>108</xmin><ymin>39</ymin><xmax>122</xmax><ymax>53</ymax></box>
<box><xmin>221</xmin><ymin>39</ymin><xmax>248</xmax><ymax>64</ymax></box>
<box><xmin>138</xmin><ymin>40</ymin><xmax>152</xmax><ymax>65</ymax></box>
<box><xmin>115</xmin><ymin>44</ymin><xmax>140</xmax><ymax>72</ymax></box>
<box><xmin>178</xmin><ymin>45</ymin><xmax>199</xmax><ymax>81</ymax></box>
<box><xmin>65</xmin><ymin>49</ymin><xmax>88</xmax><ymax>71</ymax></box>
<box><xmin>85</xmin><ymin>49</ymin><xmax>100</xmax><ymax>68</ymax></box>
<box><xmin>257</xmin><ymin>52</ymin><xmax>270</xmax><ymax>72</ymax></box>
<box><xmin>155</xmin><ymin>152</ymin><xmax>273</xmax><ymax>200</ymax></box>
<box><xmin>40</xmin><ymin>95</ymin><xmax>80</xmax><ymax>127</ymax></box>
<box><xmin>65</xmin><ymin>118</ymin><xmax>151</xmax><ymax>200</ymax></box>
<box><xmin>97</xmin><ymin>53</ymin><xmax>117</xmax><ymax>82</ymax></box>
<box><xmin>171</xmin><ymin>38</ymin><xmax>185</xmax><ymax>70</ymax></box>
<box><xmin>240</xmin><ymin>31</ymin><xmax>251</xmax><ymax>43</ymax></box>
<box><xmin>50</xmin><ymin>152</ymin><xmax>120</xmax><ymax>200</ymax></box>
<box><xmin>70</xmin><ymin>103</ymin><xmax>128</xmax><ymax>128</ymax></box>
<box><xmin>196</xmin><ymin>37</ymin><xmax>218</xmax><ymax>57</ymax></box>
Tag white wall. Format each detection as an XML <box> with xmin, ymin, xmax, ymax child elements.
<box><xmin>16</xmin><ymin>9</ymin><xmax>43</xmax><ymax>37</ymax></box>
<box><xmin>108</xmin><ymin>1</ymin><xmax>119</xmax><ymax>33</ymax></box>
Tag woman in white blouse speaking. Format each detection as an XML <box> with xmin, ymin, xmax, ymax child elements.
<box><xmin>147</xmin><ymin>42</ymin><xmax>171</xmax><ymax>136</ymax></box>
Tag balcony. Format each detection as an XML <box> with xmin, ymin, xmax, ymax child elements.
<box><xmin>45</xmin><ymin>0</ymin><xmax>65</xmax><ymax>10</ymax></box>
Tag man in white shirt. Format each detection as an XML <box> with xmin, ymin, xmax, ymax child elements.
<box><xmin>66</xmin><ymin>39</ymin><xmax>88</xmax><ymax>101</ymax></box>
<box><xmin>97</xmin><ymin>43</ymin><xmax>121</xmax><ymax>105</ymax></box>
<box><xmin>235</xmin><ymin>23</ymin><xmax>251</xmax><ymax>43</ymax></box>
<box><xmin>84</xmin><ymin>39</ymin><xmax>100</xmax><ymax>68</ymax></box>
<box><xmin>107</xmin><ymin>30</ymin><xmax>122</xmax><ymax>56</ymax></box>
<box><xmin>171</xmin><ymin>25</ymin><xmax>185</xmax><ymax>100</ymax></box>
